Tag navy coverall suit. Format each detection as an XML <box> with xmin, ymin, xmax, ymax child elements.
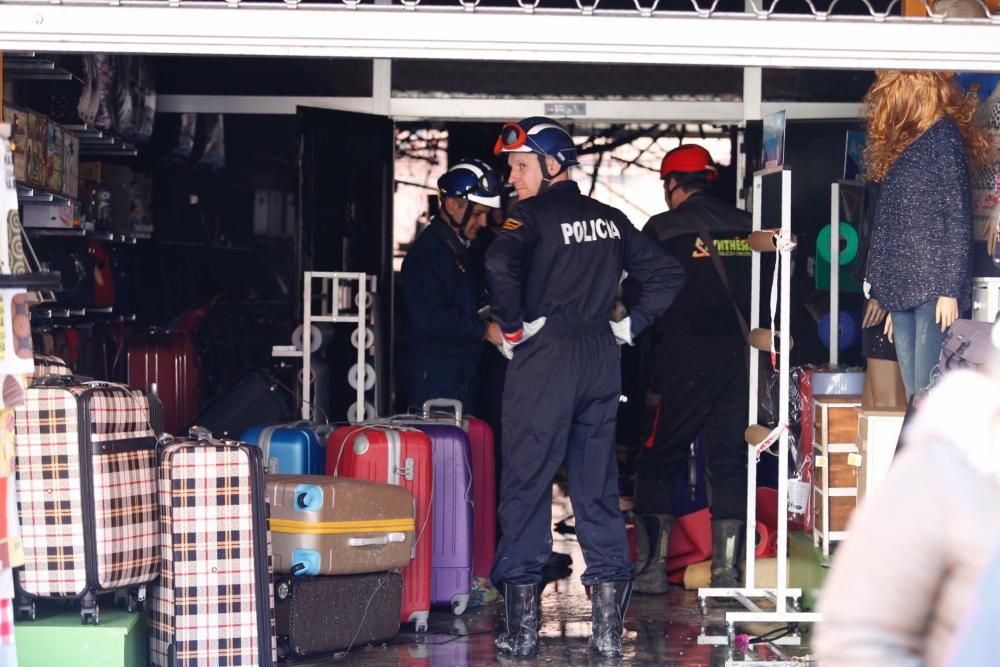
<box><xmin>486</xmin><ymin>181</ymin><xmax>685</xmax><ymax>586</ymax></box>
<box><xmin>402</xmin><ymin>217</ymin><xmax>487</xmax><ymax>412</ymax></box>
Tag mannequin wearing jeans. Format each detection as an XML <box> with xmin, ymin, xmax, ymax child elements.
<box><xmin>861</xmin><ymin>71</ymin><xmax>989</xmax><ymax>398</ymax></box>
<box><xmin>885</xmin><ymin>301</ymin><xmax>949</xmax><ymax>399</ymax></box>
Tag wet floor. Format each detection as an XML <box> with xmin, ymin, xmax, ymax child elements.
<box><xmin>290</xmin><ymin>487</ymin><xmax>816</xmax><ymax>666</ymax></box>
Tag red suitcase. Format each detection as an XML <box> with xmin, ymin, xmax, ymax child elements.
<box><xmin>127</xmin><ymin>329</ymin><xmax>200</xmax><ymax>435</ymax></box>
<box><xmin>326</xmin><ymin>424</ymin><xmax>433</xmax><ymax>632</ymax></box>
<box><xmin>422</xmin><ymin>399</ymin><xmax>497</xmax><ymax>582</ymax></box>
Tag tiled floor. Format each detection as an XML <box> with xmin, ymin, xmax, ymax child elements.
<box><xmin>291</xmin><ymin>488</ymin><xmax>815</xmax><ymax>666</ymax></box>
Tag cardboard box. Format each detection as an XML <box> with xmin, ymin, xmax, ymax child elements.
<box><xmin>62</xmin><ymin>132</ymin><xmax>79</xmax><ymax>199</ymax></box>
<box><xmin>25</xmin><ymin>112</ymin><xmax>47</xmax><ymax>188</ymax></box>
<box><xmin>128</xmin><ymin>173</ymin><xmax>153</xmax><ymax>234</ymax></box>
<box><xmin>79</xmin><ymin>162</ymin><xmax>135</xmax><ymax>233</ymax></box>
<box><xmin>253</xmin><ymin>189</ymin><xmax>290</xmax><ymax>236</ymax></box>
<box><xmin>45</xmin><ymin>123</ymin><xmax>63</xmax><ymax>194</ymax></box>
<box><xmin>2</xmin><ymin>106</ymin><xmax>28</xmax><ymax>183</ymax></box>
<box><xmin>20</xmin><ymin>203</ymin><xmax>75</xmax><ymax>229</ymax></box>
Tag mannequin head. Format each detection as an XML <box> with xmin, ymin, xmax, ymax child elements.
<box><xmin>862</xmin><ymin>70</ymin><xmax>989</xmax><ymax>182</ymax></box>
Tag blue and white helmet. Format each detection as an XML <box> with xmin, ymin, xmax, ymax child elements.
<box><xmin>493</xmin><ymin>116</ymin><xmax>580</xmax><ymax>171</ymax></box>
<box><xmin>437</xmin><ymin>158</ymin><xmax>502</xmax><ymax>209</ymax></box>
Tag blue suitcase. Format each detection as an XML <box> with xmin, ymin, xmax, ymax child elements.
<box><xmin>240</xmin><ymin>423</ymin><xmax>325</xmax><ymax>474</ymax></box>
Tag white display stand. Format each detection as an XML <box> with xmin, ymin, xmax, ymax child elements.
<box><xmin>272</xmin><ymin>271</ymin><xmax>369</xmax><ymax>423</ymax></box>
<box><xmin>698</xmin><ymin>167</ymin><xmax>822</xmax><ymax>642</ymax></box>
<box><xmin>829</xmin><ymin>182</ymin><xmax>841</xmax><ymax>366</ymax></box>
<box><xmin>971</xmin><ymin>276</ymin><xmax>1000</xmax><ymax>323</ymax></box>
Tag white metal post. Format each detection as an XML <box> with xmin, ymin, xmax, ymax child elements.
<box><xmin>355</xmin><ymin>284</ymin><xmax>367</xmax><ymax>423</ymax></box>
<box><xmin>775</xmin><ymin>169</ymin><xmax>792</xmax><ymax>614</ymax></box>
<box><xmin>830</xmin><ymin>183</ymin><xmax>840</xmax><ymax>366</ymax></box>
<box><xmin>745</xmin><ymin>173</ymin><xmax>763</xmax><ymax>591</ymax></box>
<box><xmin>302</xmin><ymin>272</ymin><xmax>314</xmax><ymax>421</ymax></box>
<box><xmin>743</xmin><ymin>67</ymin><xmax>763</xmax><ymax>122</ymax></box>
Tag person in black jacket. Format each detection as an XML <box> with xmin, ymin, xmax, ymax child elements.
<box><xmin>486</xmin><ymin>117</ymin><xmax>684</xmax><ymax>659</ymax></box>
<box><xmin>401</xmin><ymin>159</ymin><xmax>504</xmax><ymax>412</ymax></box>
<box><xmin>632</xmin><ymin>144</ymin><xmax>752</xmax><ymax>594</ymax></box>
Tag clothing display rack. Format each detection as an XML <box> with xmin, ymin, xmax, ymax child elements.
<box><xmin>697</xmin><ymin>168</ymin><xmax>823</xmax><ymax>644</ymax></box>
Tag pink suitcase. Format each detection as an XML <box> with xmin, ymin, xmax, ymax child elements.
<box><xmin>422</xmin><ymin>400</ymin><xmax>497</xmax><ymax>582</ymax></box>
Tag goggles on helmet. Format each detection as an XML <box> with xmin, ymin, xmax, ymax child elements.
<box><xmin>494</xmin><ymin>123</ymin><xmax>534</xmax><ymax>156</ymax></box>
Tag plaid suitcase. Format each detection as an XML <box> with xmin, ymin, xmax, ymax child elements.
<box><xmin>31</xmin><ymin>354</ymin><xmax>73</xmax><ymax>381</ymax></box>
<box><xmin>13</xmin><ymin>378</ymin><xmax>162</xmax><ymax>623</ymax></box>
<box><xmin>274</xmin><ymin>572</ymin><xmax>402</xmax><ymax>659</ymax></box>
<box><xmin>150</xmin><ymin>433</ymin><xmax>277</xmax><ymax>667</ymax></box>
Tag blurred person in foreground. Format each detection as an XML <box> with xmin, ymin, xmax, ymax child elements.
<box><xmin>814</xmin><ymin>321</ymin><xmax>1000</xmax><ymax>667</ymax></box>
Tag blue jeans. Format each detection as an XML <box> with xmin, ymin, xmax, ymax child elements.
<box><xmin>891</xmin><ymin>300</ymin><xmax>946</xmax><ymax>400</ymax></box>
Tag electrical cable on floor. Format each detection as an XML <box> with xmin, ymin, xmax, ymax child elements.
<box><xmin>734</xmin><ymin>623</ymin><xmax>799</xmax><ymax>652</ymax></box>
<box><xmin>269</xmin><ymin>373</ymin><xmax>332</xmax><ymax>425</ymax></box>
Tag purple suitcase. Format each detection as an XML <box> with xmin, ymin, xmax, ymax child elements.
<box><xmin>387</xmin><ymin>420</ymin><xmax>473</xmax><ymax>615</ymax></box>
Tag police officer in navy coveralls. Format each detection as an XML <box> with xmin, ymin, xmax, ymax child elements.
<box><xmin>485</xmin><ymin>117</ymin><xmax>685</xmax><ymax>658</ymax></box>
<box><xmin>402</xmin><ymin>159</ymin><xmax>505</xmax><ymax>412</ymax></box>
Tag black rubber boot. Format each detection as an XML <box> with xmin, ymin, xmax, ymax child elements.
<box><xmin>633</xmin><ymin>514</ymin><xmax>673</xmax><ymax>594</ymax></box>
<box><xmin>496</xmin><ymin>583</ymin><xmax>540</xmax><ymax>658</ymax></box>
<box><xmin>710</xmin><ymin>519</ymin><xmax>745</xmax><ymax>588</ymax></box>
<box><xmin>588</xmin><ymin>581</ymin><xmax>633</xmax><ymax>657</ymax></box>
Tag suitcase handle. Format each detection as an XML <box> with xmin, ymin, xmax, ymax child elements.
<box><xmin>421</xmin><ymin>398</ymin><xmax>463</xmax><ymax>425</ymax></box>
<box><xmin>33</xmin><ymin>373</ymin><xmax>95</xmax><ymax>386</ymax></box>
<box><xmin>188</xmin><ymin>425</ymin><xmax>215</xmax><ymax>442</ymax></box>
<box><xmin>348</xmin><ymin>533</ymin><xmax>407</xmax><ymax>548</ymax></box>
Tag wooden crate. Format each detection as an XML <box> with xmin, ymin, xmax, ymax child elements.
<box><xmin>812</xmin><ymin>395</ymin><xmax>862</xmax><ymax>555</ymax></box>
<box><xmin>857</xmin><ymin>408</ymin><xmax>906</xmax><ymax>502</ymax></box>
<box><xmin>814</xmin><ymin>395</ymin><xmax>862</xmax><ymax>444</ymax></box>
<box><xmin>814</xmin><ymin>494</ymin><xmax>856</xmax><ymax>534</ymax></box>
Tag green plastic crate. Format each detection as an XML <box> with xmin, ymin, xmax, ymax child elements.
<box><xmin>789</xmin><ymin>530</ymin><xmax>831</xmax><ymax>612</ymax></box>
<box><xmin>16</xmin><ymin>608</ymin><xmax>146</xmax><ymax>667</ymax></box>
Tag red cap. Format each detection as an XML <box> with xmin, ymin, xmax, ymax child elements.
<box><xmin>659</xmin><ymin>144</ymin><xmax>719</xmax><ymax>181</ymax></box>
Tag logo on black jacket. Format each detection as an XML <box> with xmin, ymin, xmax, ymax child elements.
<box><xmin>561</xmin><ymin>218</ymin><xmax>622</xmax><ymax>245</ymax></box>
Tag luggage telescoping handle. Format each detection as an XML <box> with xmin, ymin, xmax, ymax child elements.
<box><xmin>421</xmin><ymin>398</ymin><xmax>463</xmax><ymax>426</ymax></box>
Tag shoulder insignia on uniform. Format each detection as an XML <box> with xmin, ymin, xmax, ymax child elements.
<box><xmin>502</xmin><ymin>218</ymin><xmax>523</xmax><ymax>232</ymax></box>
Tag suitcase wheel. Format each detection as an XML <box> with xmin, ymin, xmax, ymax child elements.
<box><xmin>80</xmin><ymin>592</ymin><xmax>99</xmax><ymax>625</ymax></box>
<box><xmin>413</xmin><ymin>613</ymin><xmax>429</xmax><ymax>633</ymax></box>
<box><xmin>16</xmin><ymin>598</ymin><xmax>36</xmax><ymax>622</ymax></box>
<box><xmin>126</xmin><ymin>590</ymin><xmax>142</xmax><ymax>613</ymax></box>
<box><xmin>451</xmin><ymin>594</ymin><xmax>469</xmax><ymax>616</ymax></box>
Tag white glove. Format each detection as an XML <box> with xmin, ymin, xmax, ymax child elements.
<box><xmin>610</xmin><ymin>317</ymin><xmax>634</xmax><ymax>346</ymax></box>
<box><xmin>499</xmin><ymin>317</ymin><xmax>547</xmax><ymax>360</ymax></box>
